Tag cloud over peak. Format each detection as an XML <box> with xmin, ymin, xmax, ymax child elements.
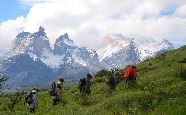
<box><xmin>0</xmin><ymin>0</ymin><xmax>186</xmax><ymax>50</ymax></box>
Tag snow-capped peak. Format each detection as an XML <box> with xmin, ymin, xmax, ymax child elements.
<box><xmin>32</xmin><ymin>26</ymin><xmax>46</xmax><ymax>38</ymax></box>
<box><xmin>16</xmin><ymin>31</ymin><xmax>31</xmax><ymax>39</ymax></box>
<box><xmin>97</xmin><ymin>34</ymin><xmax>174</xmax><ymax>68</ymax></box>
<box><xmin>55</xmin><ymin>33</ymin><xmax>74</xmax><ymax>46</ymax></box>
<box><xmin>97</xmin><ymin>34</ymin><xmax>133</xmax><ymax>61</ymax></box>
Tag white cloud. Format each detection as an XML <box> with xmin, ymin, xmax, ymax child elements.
<box><xmin>0</xmin><ymin>17</ymin><xmax>25</xmax><ymax>49</ymax></box>
<box><xmin>175</xmin><ymin>4</ymin><xmax>186</xmax><ymax>18</ymax></box>
<box><xmin>0</xmin><ymin>0</ymin><xmax>186</xmax><ymax>50</ymax></box>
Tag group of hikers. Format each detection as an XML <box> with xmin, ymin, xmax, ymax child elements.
<box><xmin>24</xmin><ymin>64</ymin><xmax>137</xmax><ymax>113</ymax></box>
<box><xmin>106</xmin><ymin>64</ymin><xmax>137</xmax><ymax>92</ymax></box>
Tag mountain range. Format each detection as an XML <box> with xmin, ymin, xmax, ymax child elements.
<box><xmin>0</xmin><ymin>27</ymin><xmax>174</xmax><ymax>88</ymax></box>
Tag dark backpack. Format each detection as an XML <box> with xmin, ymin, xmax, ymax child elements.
<box><xmin>48</xmin><ymin>87</ymin><xmax>56</xmax><ymax>96</ymax></box>
<box><xmin>108</xmin><ymin>76</ymin><xmax>116</xmax><ymax>85</ymax></box>
<box><xmin>79</xmin><ymin>78</ymin><xmax>86</xmax><ymax>89</ymax></box>
<box><xmin>25</xmin><ymin>95</ymin><xmax>34</xmax><ymax>104</ymax></box>
<box><xmin>57</xmin><ymin>83</ymin><xmax>62</xmax><ymax>89</ymax></box>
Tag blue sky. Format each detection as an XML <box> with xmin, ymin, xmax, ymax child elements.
<box><xmin>0</xmin><ymin>0</ymin><xmax>29</xmax><ymax>22</ymax></box>
<box><xmin>0</xmin><ymin>0</ymin><xmax>186</xmax><ymax>50</ymax></box>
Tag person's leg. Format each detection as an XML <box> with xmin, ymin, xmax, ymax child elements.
<box><xmin>31</xmin><ymin>108</ymin><xmax>35</xmax><ymax>113</ymax></box>
<box><xmin>30</xmin><ymin>108</ymin><xmax>33</xmax><ymax>113</ymax></box>
<box><xmin>53</xmin><ymin>99</ymin><xmax>57</xmax><ymax>105</ymax></box>
<box><xmin>57</xmin><ymin>98</ymin><xmax>60</xmax><ymax>104</ymax></box>
<box><xmin>113</xmin><ymin>84</ymin><xmax>116</xmax><ymax>91</ymax></box>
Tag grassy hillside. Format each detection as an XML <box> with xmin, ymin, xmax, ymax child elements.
<box><xmin>0</xmin><ymin>45</ymin><xmax>186</xmax><ymax>115</ymax></box>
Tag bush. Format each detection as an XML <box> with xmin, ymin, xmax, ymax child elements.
<box><xmin>93</xmin><ymin>77</ymin><xmax>105</xmax><ymax>83</ymax></box>
<box><xmin>94</xmin><ymin>69</ymin><xmax>112</xmax><ymax>78</ymax></box>
<box><xmin>5</xmin><ymin>91</ymin><xmax>24</xmax><ymax>112</ymax></box>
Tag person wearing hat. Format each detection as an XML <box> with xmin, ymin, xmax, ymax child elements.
<box><xmin>25</xmin><ymin>91</ymin><xmax>35</xmax><ymax>113</ymax></box>
<box><xmin>84</xmin><ymin>73</ymin><xmax>92</xmax><ymax>95</ymax></box>
<box><xmin>30</xmin><ymin>88</ymin><xmax>38</xmax><ymax>111</ymax></box>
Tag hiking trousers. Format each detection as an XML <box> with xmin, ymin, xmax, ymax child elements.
<box><xmin>29</xmin><ymin>108</ymin><xmax>35</xmax><ymax>113</ymax></box>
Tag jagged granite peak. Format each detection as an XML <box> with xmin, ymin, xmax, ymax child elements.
<box><xmin>10</xmin><ymin>26</ymin><xmax>52</xmax><ymax>59</ymax></box>
<box><xmin>154</xmin><ymin>39</ymin><xmax>174</xmax><ymax>55</ymax></box>
<box><xmin>160</xmin><ymin>39</ymin><xmax>174</xmax><ymax>49</ymax></box>
<box><xmin>31</xmin><ymin>26</ymin><xmax>46</xmax><ymax>38</ymax></box>
<box><xmin>0</xmin><ymin>28</ymin><xmax>103</xmax><ymax>88</ymax></box>
<box><xmin>98</xmin><ymin>35</ymin><xmax>133</xmax><ymax>61</ymax></box>
<box><xmin>13</xmin><ymin>31</ymin><xmax>31</xmax><ymax>49</ymax></box>
<box><xmin>101</xmin><ymin>38</ymin><xmax>140</xmax><ymax>68</ymax></box>
<box><xmin>56</xmin><ymin>33</ymin><xmax>73</xmax><ymax>43</ymax></box>
<box><xmin>16</xmin><ymin>31</ymin><xmax>31</xmax><ymax>39</ymax></box>
<box><xmin>54</xmin><ymin>33</ymin><xmax>75</xmax><ymax>55</ymax></box>
<box><xmin>98</xmin><ymin>34</ymin><xmax>174</xmax><ymax>69</ymax></box>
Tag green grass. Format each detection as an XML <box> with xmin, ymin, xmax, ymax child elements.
<box><xmin>0</xmin><ymin>45</ymin><xmax>186</xmax><ymax>115</ymax></box>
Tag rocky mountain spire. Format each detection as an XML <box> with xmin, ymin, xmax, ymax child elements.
<box><xmin>54</xmin><ymin>33</ymin><xmax>75</xmax><ymax>55</ymax></box>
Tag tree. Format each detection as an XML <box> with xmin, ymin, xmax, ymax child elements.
<box><xmin>0</xmin><ymin>74</ymin><xmax>24</xmax><ymax>112</ymax></box>
<box><xmin>0</xmin><ymin>74</ymin><xmax>8</xmax><ymax>95</ymax></box>
<box><xmin>0</xmin><ymin>76</ymin><xmax>8</xmax><ymax>86</ymax></box>
<box><xmin>0</xmin><ymin>74</ymin><xmax>8</xmax><ymax>109</ymax></box>
<box><xmin>5</xmin><ymin>90</ymin><xmax>24</xmax><ymax>112</ymax></box>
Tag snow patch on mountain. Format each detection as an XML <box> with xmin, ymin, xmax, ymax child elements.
<box><xmin>72</xmin><ymin>53</ymin><xmax>86</xmax><ymax>66</ymax></box>
<box><xmin>84</xmin><ymin>47</ymin><xmax>97</xmax><ymax>57</ymax></box>
<box><xmin>40</xmin><ymin>50</ymin><xmax>65</xmax><ymax>68</ymax></box>
<box><xmin>97</xmin><ymin>34</ymin><xmax>174</xmax><ymax>68</ymax></box>
<box><xmin>27</xmin><ymin>52</ymin><xmax>38</xmax><ymax>61</ymax></box>
<box><xmin>97</xmin><ymin>34</ymin><xmax>132</xmax><ymax>61</ymax></box>
<box><xmin>5</xmin><ymin>38</ymin><xmax>33</xmax><ymax>59</ymax></box>
<box><xmin>98</xmin><ymin>39</ymin><xmax>130</xmax><ymax>61</ymax></box>
<box><xmin>56</xmin><ymin>33</ymin><xmax>75</xmax><ymax>47</ymax></box>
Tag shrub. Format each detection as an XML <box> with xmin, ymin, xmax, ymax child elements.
<box><xmin>5</xmin><ymin>91</ymin><xmax>24</xmax><ymax>112</ymax></box>
<box><xmin>94</xmin><ymin>69</ymin><xmax>112</xmax><ymax>78</ymax></box>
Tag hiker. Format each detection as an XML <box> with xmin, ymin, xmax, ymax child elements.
<box><xmin>56</xmin><ymin>79</ymin><xmax>62</xmax><ymax>104</ymax></box>
<box><xmin>32</xmin><ymin>88</ymin><xmax>38</xmax><ymax>108</ymax></box>
<box><xmin>79</xmin><ymin>73</ymin><xmax>92</xmax><ymax>96</ymax></box>
<box><xmin>124</xmin><ymin>65</ymin><xmax>137</xmax><ymax>84</ymax></box>
<box><xmin>56</xmin><ymin>78</ymin><xmax>64</xmax><ymax>89</ymax></box>
<box><xmin>48</xmin><ymin>82</ymin><xmax>60</xmax><ymax>105</ymax></box>
<box><xmin>113</xmin><ymin>68</ymin><xmax>120</xmax><ymax>83</ymax></box>
<box><xmin>105</xmin><ymin>75</ymin><xmax>116</xmax><ymax>92</ymax></box>
<box><xmin>25</xmin><ymin>91</ymin><xmax>36</xmax><ymax>113</ymax></box>
<box><xmin>85</xmin><ymin>73</ymin><xmax>92</xmax><ymax>95</ymax></box>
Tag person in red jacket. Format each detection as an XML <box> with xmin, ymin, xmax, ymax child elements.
<box><xmin>124</xmin><ymin>65</ymin><xmax>137</xmax><ymax>83</ymax></box>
